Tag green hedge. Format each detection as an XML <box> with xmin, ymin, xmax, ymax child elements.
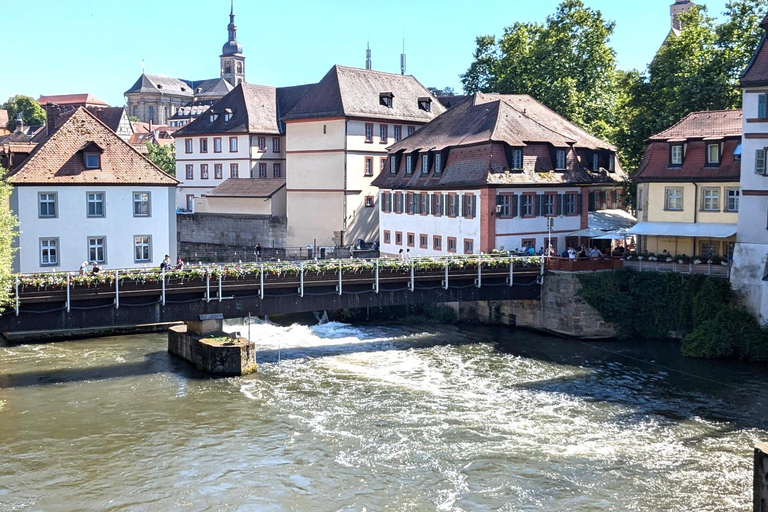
<box><xmin>577</xmin><ymin>268</ymin><xmax>768</xmax><ymax>361</ymax></box>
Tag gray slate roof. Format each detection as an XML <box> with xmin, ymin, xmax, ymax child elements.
<box><xmin>205</xmin><ymin>178</ymin><xmax>285</xmax><ymax>198</ymax></box>
<box><xmin>282</xmin><ymin>65</ymin><xmax>446</xmax><ymax>123</ymax></box>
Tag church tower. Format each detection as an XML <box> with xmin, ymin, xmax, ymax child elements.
<box><xmin>220</xmin><ymin>1</ymin><xmax>245</xmax><ymax>86</ymax></box>
<box><xmin>670</xmin><ymin>0</ymin><xmax>695</xmax><ymax>32</ymax></box>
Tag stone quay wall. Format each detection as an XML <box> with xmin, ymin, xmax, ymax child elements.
<box><xmin>755</xmin><ymin>443</ymin><xmax>768</xmax><ymax>512</ymax></box>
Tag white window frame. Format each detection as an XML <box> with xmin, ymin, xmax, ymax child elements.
<box><xmin>706</xmin><ymin>144</ymin><xmax>719</xmax><ymax>165</ymax></box>
<box><xmin>200</xmin><ymin>138</ymin><xmax>208</xmax><ymax>153</ymax></box>
<box><xmin>87</xmin><ymin>192</ymin><xmax>105</xmax><ymax>217</ymax></box>
<box><xmin>665</xmin><ymin>187</ymin><xmax>683</xmax><ymax>211</ymax></box>
<box><xmin>406</xmin><ymin>155</ymin><xmax>413</xmax><ymax>175</ymax></box>
<box><xmin>133</xmin><ymin>192</ymin><xmax>151</xmax><ymax>217</ymax></box>
<box><xmin>701</xmin><ymin>187</ymin><xmax>720</xmax><ymax>211</ymax></box>
<box><xmin>555</xmin><ymin>149</ymin><xmax>566</xmax><ymax>170</ymax></box>
<box><xmin>40</xmin><ymin>238</ymin><xmax>58</xmax><ymax>266</ymax></box>
<box><xmin>214</xmin><ymin>164</ymin><xmax>223</xmax><ymax>179</ymax></box>
<box><xmin>88</xmin><ymin>236</ymin><xmax>106</xmax><ymax>264</ymax></box>
<box><xmin>512</xmin><ymin>149</ymin><xmax>523</xmax><ymax>170</ymax></box>
<box><xmin>185</xmin><ymin>139</ymin><xmax>193</xmax><ymax>153</ymax></box>
<box><xmin>671</xmin><ymin>145</ymin><xmax>683</xmax><ymax>165</ymax></box>
<box><xmin>214</xmin><ymin>138</ymin><xmax>222</xmax><ymax>153</ymax></box>
<box><xmin>230</xmin><ymin>163</ymin><xmax>239</xmax><ymax>178</ymax></box>
<box><xmin>389</xmin><ymin>157</ymin><xmax>397</xmax><ymax>174</ymax></box>
<box><xmin>85</xmin><ymin>153</ymin><xmax>100</xmax><ymax>169</ymax></box>
<box><xmin>435</xmin><ymin>153</ymin><xmax>442</xmax><ymax>175</ymax></box>
<box><xmin>421</xmin><ymin>154</ymin><xmax>429</xmax><ymax>174</ymax></box>
<box><xmin>272</xmin><ymin>137</ymin><xmax>280</xmax><ymax>153</ymax></box>
<box><xmin>725</xmin><ymin>188</ymin><xmax>739</xmax><ymax>212</ymax></box>
<box><xmin>39</xmin><ymin>192</ymin><xmax>57</xmax><ymax>218</ymax></box>
<box><xmin>756</xmin><ymin>149</ymin><xmax>766</xmax><ymax>175</ymax></box>
<box><xmin>229</xmin><ymin>137</ymin><xmax>238</xmax><ymax>152</ymax></box>
<box><xmin>185</xmin><ymin>165</ymin><xmax>193</xmax><ymax>179</ymax></box>
<box><xmin>134</xmin><ymin>235</ymin><xmax>151</xmax><ymax>263</ymax></box>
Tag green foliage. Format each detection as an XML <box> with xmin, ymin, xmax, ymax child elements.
<box><xmin>578</xmin><ymin>269</ymin><xmax>768</xmax><ymax>361</ymax></box>
<box><xmin>427</xmin><ymin>86</ymin><xmax>455</xmax><ymax>97</ymax></box>
<box><xmin>144</xmin><ymin>143</ymin><xmax>175</xmax><ymax>177</ymax></box>
<box><xmin>0</xmin><ymin>172</ymin><xmax>18</xmax><ymax>311</ymax></box>
<box><xmin>1</xmin><ymin>95</ymin><xmax>46</xmax><ymax>131</ymax></box>
<box><xmin>128</xmin><ymin>116</ymin><xmax>140</xmax><ymax>123</ymax></box>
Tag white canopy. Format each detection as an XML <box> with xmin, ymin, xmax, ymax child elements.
<box><xmin>565</xmin><ymin>227</ymin><xmax>609</xmax><ymax>238</ymax></box>
<box><xmin>588</xmin><ymin>209</ymin><xmax>637</xmax><ymax>231</ymax></box>
<box><xmin>626</xmin><ymin>222</ymin><xmax>737</xmax><ymax>238</ymax></box>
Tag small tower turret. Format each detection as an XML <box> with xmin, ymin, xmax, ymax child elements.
<box><xmin>220</xmin><ymin>0</ymin><xmax>246</xmax><ymax>86</ymax></box>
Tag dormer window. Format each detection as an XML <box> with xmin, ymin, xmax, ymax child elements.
<box><xmin>210</xmin><ymin>113</ymin><xmax>219</xmax><ymax>122</ymax></box>
<box><xmin>435</xmin><ymin>153</ymin><xmax>442</xmax><ymax>175</ymax></box>
<box><xmin>421</xmin><ymin>153</ymin><xmax>429</xmax><ymax>175</ymax></box>
<box><xmin>85</xmin><ymin>153</ymin><xmax>100</xmax><ymax>169</ymax></box>
<box><xmin>390</xmin><ymin>156</ymin><xmax>397</xmax><ymax>174</ymax></box>
<box><xmin>418</xmin><ymin>97</ymin><xmax>432</xmax><ymax>112</ymax></box>
<box><xmin>670</xmin><ymin>144</ymin><xmax>683</xmax><ymax>166</ymax></box>
<box><xmin>706</xmin><ymin>144</ymin><xmax>720</xmax><ymax>165</ymax></box>
<box><xmin>406</xmin><ymin>155</ymin><xmax>413</xmax><ymax>175</ymax></box>
<box><xmin>592</xmin><ymin>153</ymin><xmax>599</xmax><ymax>171</ymax></box>
<box><xmin>224</xmin><ymin>113</ymin><xmax>232</xmax><ymax>122</ymax></box>
<box><xmin>380</xmin><ymin>92</ymin><xmax>394</xmax><ymax>108</ymax></box>
<box><xmin>512</xmin><ymin>149</ymin><xmax>523</xmax><ymax>170</ymax></box>
<box><xmin>555</xmin><ymin>149</ymin><xmax>566</xmax><ymax>170</ymax></box>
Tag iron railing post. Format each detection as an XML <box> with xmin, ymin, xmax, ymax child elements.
<box><xmin>259</xmin><ymin>263</ymin><xmax>264</xmax><ymax>300</ymax></box>
<box><xmin>115</xmin><ymin>269</ymin><xmax>120</xmax><ymax>309</ymax></box>
<box><xmin>66</xmin><ymin>273</ymin><xmax>70</xmax><ymax>313</ymax></box>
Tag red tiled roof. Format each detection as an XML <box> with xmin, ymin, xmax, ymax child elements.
<box><xmin>647</xmin><ymin>110</ymin><xmax>742</xmax><ymax>140</ymax></box>
<box><xmin>204</xmin><ymin>178</ymin><xmax>285</xmax><ymax>198</ymax></box>
<box><xmin>635</xmin><ymin>139</ymin><xmax>741</xmax><ymax>182</ymax></box>
<box><xmin>7</xmin><ymin>108</ymin><xmax>178</xmax><ymax>186</ymax></box>
<box><xmin>37</xmin><ymin>94</ymin><xmax>108</xmax><ymax>107</ymax></box>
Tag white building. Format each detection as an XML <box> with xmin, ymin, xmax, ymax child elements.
<box><xmin>731</xmin><ymin>13</ymin><xmax>768</xmax><ymax>324</ymax></box>
<box><xmin>4</xmin><ymin>107</ymin><xmax>178</xmax><ymax>273</ymax></box>
<box><xmin>373</xmin><ymin>93</ymin><xmax>626</xmax><ymax>256</ymax></box>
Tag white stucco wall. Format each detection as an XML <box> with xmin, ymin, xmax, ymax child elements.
<box><xmin>13</xmin><ymin>185</ymin><xmax>175</xmax><ymax>273</ymax></box>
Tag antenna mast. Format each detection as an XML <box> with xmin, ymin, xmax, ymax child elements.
<box><xmin>400</xmin><ymin>39</ymin><xmax>406</xmax><ymax>75</ymax></box>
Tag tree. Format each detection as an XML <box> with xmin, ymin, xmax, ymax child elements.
<box><xmin>461</xmin><ymin>0</ymin><xmax>620</xmax><ymax>140</ymax></box>
<box><xmin>1</xmin><ymin>95</ymin><xmax>46</xmax><ymax>131</ymax></box>
<box><xmin>0</xmin><ymin>170</ymin><xmax>19</xmax><ymax>310</ymax></box>
<box><xmin>427</xmin><ymin>86</ymin><xmax>456</xmax><ymax>97</ymax></box>
<box><xmin>144</xmin><ymin>143</ymin><xmax>175</xmax><ymax>177</ymax></box>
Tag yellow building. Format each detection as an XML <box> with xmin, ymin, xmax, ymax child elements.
<box><xmin>631</xmin><ymin>110</ymin><xmax>741</xmax><ymax>258</ymax></box>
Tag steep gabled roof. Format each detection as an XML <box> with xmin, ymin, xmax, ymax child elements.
<box><xmin>37</xmin><ymin>93</ymin><xmax>108</xmax><ymax>107</ymax></box>
<box><xmin>6</xmin><ymin>108</ymin><xmax>178</xmax><ymax>186</ymax></box>
<box><xmin>282</xmin><ymin>65</ymin><xmax>446</xmax><ymax>123</ymax></box>
<box><xmin>205</xmin><ymin>178</ymin><xmax>285</xmax><ymax>198</ymax></box>
<box><xmin>646</xmin><ymin>109</ymin><xmax>742</xmax><ymax>141</ymax></box>
<box><xmin>741</xmin><ymin>14</ymin><xmax>768</xmax><ymax>87</ymax></box>
<box><xmin>125</xmin><ymin>74</ymin><xmax>195</xmax><ymax>96</ymax></box>
<box><xmin>188</xmin><ymin>78</ymin><xmax>234</xmax><ymax>98</ymax></box>
<box><xmin>86</xmin><ymin>107</ymin><xmax>128</xmax><ymax>133</ymax></box>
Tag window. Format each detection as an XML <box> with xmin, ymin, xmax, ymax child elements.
<box><xmin>381</xmin><ymin>192</ymin><xmax>392</xmax><ymax>212</ymax></box>
<box><xmin>671</xmin><ymin>145</ymin><xmax>683</xmax><ymax>166</ymax></box>
<box><xmin>147</xmin><ymin>106</ymin><xmax>154</xmax><ymax>123</ymax></box>
<box><xmin>258</xmin><ymin>163</ymin><xmax>267</xmax><ymax>178</ymax></box>
<box><xmin>726</xmin><ymin>188</ymin><xmax>739</xmax><ymax>212</ymax></box>
<box><xmin>565</xmin><ymin>192</ymin><xmax>578</xmax><ymax>215</ymax></box>
<box><xmin>380</xmin><ymin>125</ymin><xmax>388</xmax><ymax>144</ymax></box>
<box><xmin>433</xmin><ymin>193</ymin><xmax>443</xmax><ymax>216</ymax></box>
<box><xmin>210</xmin><ymin>113</ymin><xmax>218</xmax><ymax>123</ymax></box>
<box><xmin>214</xmin><ymin>164</ymin><xmax>223</xmax><ymax>179</ymax></box>
<box><xmin>394</xmin><ymin>192</ymin><xmax>404</xmax><ymax>213</ymax></box>
<box><xmin>420</xmin><ymin>193</ymin><xmax>429</xmax><ymax>214</ymax></box>
<box><xmin>88</xmin><ymin>237</ymin><xmax>105</xmax><ymax>263</ymax></box>
<box><xmin>433</xmin><ymin>236</ymin><xmax>442</xmax><ymax>251</ymax></box>
<box><xmin>364</xmin><ymin>157</ymin><xmax>373</xmax><ymax>176</ymax></box>
<box><xmin>230</xmin><ymin>163</ymin><xmax>239</xmax><ymax>178</ymax></box>
<box><xmin>390</xmin><ymin>156</ymin><xmax>397</xmax><ymax>174</ymax></box>
<box><xmin>701</xmin><ymin>188</ymin><xmax>720</xmax><ymax>211</ymax></box>
<box><xmin>447</xmin><ymin>237</ymin><xmax>457</xmax><ymax>253</ymax></box>
<box><xmin>447</xmin><ymin>194</ymin><xmax>457</xmax><ymax>217</ymax></box>
<box><xmin>39</xmin><ymin>193</ymin><xmax>56</xmax><ymax>218</ymax></box>
<box><xmin>412</xmin><ymin>193</ymin><xmax>421</xmax><ymax>215</ymax></box>
<box><xmin>224</xmin><ymin>113</ymin><xmax>231</xmax><ymax>122</ymax></box>
<box><xmin>406</xmin><ymin>193</ymin><xmax>415</xmax><ymax>214</ymax></box>
<box><xmin>258</xmin><ymin>137</ymin><xmax>266</xmax><ymax>152</ymax></box>
<box><xmin>229</xmin><ymin>137</ymin><xmax>238</xmax><ymax>152</ymax></box>
<box><xmin>512</xmin><ymin>149</ymin><xmax>523</xmax><ymax>170</ymax></box>
<box><xmin>380</xmin><ymin>93</ymin><xmax>393</xmax><ymax>108</ymax></box>
<box><xmin>237</xmin><ymin>61</ymin><xmax>242</xmax><ymax>74</ymax></box>
<box><xmin>384</xmin><ymin>230</ymin><xmax>391</xmax><ymax>244</ymax></box>
<box><xmin>185</xmin><ymin>139</ymin><xmax>193</xmax><ymax>153</ymax></box>
<box><xmin>214</xmin><ymin>138</ymin><xmax>222</xmax><ymax>153</ymax></box>
<box><xmin>40</xmin><ymin>238</ymin><xmax>58</xmax><ymax>266</ymax></box>
<box><xmin>364</xmin><ymin>196</ymin><xmax>374</xmax><ymax>207</ymax></box>
<box><xmin>464</xmin><ymin>239</ymin><xmax>474</xmax><ymax>254</ymax></box>
<box><xmin>592</xmin><ymin>153</ymin><xmax>599</xmax><ymax>171</ymax></box>
<box><xmin>85</xmin><ymin>153</ymin><xmax>100</xmax><ymax>169</ymax></box>
<box><xmin>462</xmin><ymin>194</ymin><xmax>476</xmax><ymax>218</ymax></box>
<box><xmin>522</xmin><ymin>239</ymin><xmax>535</xmax><ymax>250</ymax></box>
<box><xmin>555</xmin><ymin>149</ymin><xmax>566</xmax><ymax>170</ymax></box>
<box><xmin>395</xmin><ymin>231</ymin><xmax>403</xmax><ymax>245</ymax></box>
<box><xmin>87</xmin><ymin>192</ymin><xmax>104</xmax><ymax>217</ymax></box>
<box><xmin>418</xmin><ymin>97</ymin><xmax>432</xmax><ymax>112</ymax></box>
<box><xmin>544</xmin><ymin>193</ymin><xmax>556</xmax><ymax>216</ymax></box>
<box><xmin>638</xmin><ymin>188</ymin><xmax>643</xmax><ymax>210</ymax></box>
<box><xmin>407</xmin><ymin>126</ymin><xmax>415</xmax><ymax>136</ymax></box>
<box><xmin>394</xmin><ymin>125</ymin><xmax>402</xmax><ymax>142</ymax></box>
<box><xmin>421</xmin><ymin>154</ymin><xmax>429</xmax><ymax>175</ymax></box>
<box><xmin>200</xmin><ymin>164</ymin><xmax>209</xmax><ymax>179</ymax></box>
<box><xmin>435</xmin><ymin>153</ymin><xmax>442</xmax><ymax>175</ymax></box>
<box><xmin>186</xmin><ymin>194</ymin><xmax>194</xmax><ymax>211</ymax></box>
<box><xmin>134</xmin><ymin>235</ymin><xmax>151</xmax><ymax>262</ymax></box>
<box><xmin>133</xmin><ymin>192</ymin><xmax>150</xmax><ymax>216</ymax></box>
<box><xmin>365</xmin><ymin>123</ymin><xmax>374</xmax><ymax>143</ymax></box>
<box><xmin>200</xmin><ymin>138</ymin><xmax>208</xmax><ymax>153</ymax></box>
<box><xmin>521</xmin><ymin>193</ymin><xmax>534</xmax><ymax>217</ymax></box>
<box><xmin>273</xmin><ymin>137</ymin><xmax>280</xmax><ymax>153</ymax></box>
<box><xmin>133</xmin><ymin>106</ymin><xmax>138</xmax><ymax>117</ymax></box>
<box><xmin>380</xmin><ymin>158</ymin><xmax>386</xmax><ymax>174</ymax></box>
<box><xmin>406</xmin><ymin>233</ymin><xmax>415</xmax><ymax>247</ymax></box>
<box><xmin>756</xmin><ymin>149</ymin><xmax>766</xmax><ymax>175</ymax></box>
<box><xmin>665</xmin><ymin>187</ymin><xmax>683</xmax><ymax>211</ymax></box>
<box><xmin>273</xmin><ymin>163</ymin><xmax>281</xmax><ymax>178</ymax></box>
<box><xmin>759</xmin><ymin>93</ymin><xmax>767</xmax><ymax>119</ymax></box>
<box><xmin>706</xmin><ymin>144</ymin><xmax>720</xmax><ymax>165</ymax></box>
<box><xmin>419</xmin><ymin>234</ymin><xmax>428</xmax><ymax>249</ymax></box>
<box><xmin>185</xmin><ymin>165</ymin><xmax>193</xmax><ymax>179</ymax></box>
<box><xmin>497</xmin><ymin>194</ymin><xmax>511</xmax><ymax>217</ymax></box>
<box><xmin>406</xmin><ymin>155</ymin><xmax>413</xmax><ymax>175</ymax></box>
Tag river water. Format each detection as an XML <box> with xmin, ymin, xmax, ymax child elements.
<box><xmin>0</xmin><ymin>320</ymin><xmax>766</xmax><ymax>511</ymax></box>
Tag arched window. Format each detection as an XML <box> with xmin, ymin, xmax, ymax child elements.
<box><xmin>236</xmin><ymin>62</ymin><xmax>242</xmax><ymax>74</ymax></box>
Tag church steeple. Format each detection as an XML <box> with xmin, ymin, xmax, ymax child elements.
<box><xmin>220</xmin><ymin>0</ymin><xmax>245</xmax><ymax>86</ymax></box>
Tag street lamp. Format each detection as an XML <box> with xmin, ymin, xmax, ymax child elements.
<box><xmin>495</xmin><ymin>204</ymin><xmax>502</xmax><ymax>217</ymax></box>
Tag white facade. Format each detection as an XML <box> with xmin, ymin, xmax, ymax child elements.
<box><xmin>731</xmin><ymin>87</ymin><xmax>768</xmax><ymax>324</ymax></box>
<box><xmin>12</xmin><ymin>185</ymin><xmax>176</xmax><ymax>273</ymax></box>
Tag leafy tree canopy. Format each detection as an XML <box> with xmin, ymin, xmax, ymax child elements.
<box><xmin>427</xmin><ymin>86</ymin><xmax>456</xmax><ymax>97</ymax></box>
<box><xmin>1</xmin><ymin>95</ymin><xmax>46</xmax><ymax>131</ymax></box>
<box><xmin>0</xmin><ymin>169</ymin><xmax>19</xmax><ymax>310</ymax></box>
<box><xmin>144</xmin><ymin>143</ymin><xmax>176</xmax><ymax>177</ymax></box>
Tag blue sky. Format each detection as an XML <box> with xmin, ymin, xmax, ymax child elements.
<box><xmin>2</xmin><ymin>0</ymin><xmax>730</xmax><ymax>107</ymax></box>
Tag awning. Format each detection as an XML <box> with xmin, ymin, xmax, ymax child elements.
<box><xmin>565</xmin><ymin>227</ymin><xmax>610</xmax><ymax>238</ymax></box>
<box><xmin>626</xmin><ymin>222</ymin><xmax>737</xmax><ymax>238</ymax></box>
<box><xmin>589</xmin><ymin>209</ymin><xmax>637</xmax><ymax>231</ymax></box>
<box><xmin>593</xmin><ymin>230</ymin><xmax>631</xmax><ymax>240</ymax></box>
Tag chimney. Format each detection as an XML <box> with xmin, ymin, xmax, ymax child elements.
<box><xmin>14</xmin><ymin>112</ymin><xmax>23</xmax><ymax>133</ymax></box>
<box><xmin>45</xmin><ymin>103</ymin><xmax>60</xmax><ymax>136</ymax></box>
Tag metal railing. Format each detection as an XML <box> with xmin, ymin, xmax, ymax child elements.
<box><xmin>622</xmin><ymin>259</ymin><xmax>730</xmax><ymax>279</ymax></box>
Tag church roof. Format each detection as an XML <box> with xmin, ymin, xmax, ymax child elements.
<box><xmin>6</xmin><ymin>108</ymin><xmax>177</xmax><ymax>186</ymax></box>
<box><xmin>187</xmin><ymin>78</ymin><xmax>234</xmax><ymax>98</ymax></box>
<box><xmin>282</xmin><ymin>65</ymin><xmax>446</xmax><ymax>123</ymax></box>
<box><xmin>125</xmin><ymin>74</ymin><xmax>195</xmax><ymax>96</ymax></box>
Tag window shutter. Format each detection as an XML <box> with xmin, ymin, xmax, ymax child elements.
<box><xmin>578</xmin><ymin>193</ymin><xmax>584</xmax><ymax>215</ymax></box>
<box><xmin>556</xmin><ymin>194</ymin><xmax>563</xmax><ymax>216</ymax></box>
<box><xmin>511</xmin><ymin>194</ymin><xmax>518</xmax><ymax>218</ymax></box>
<box><xmin>756</xmin><ymin>149</ymin><xmax>766</xmax><ymax>175</ymax></box>
<box><xmin>471</xmin><ymin>195</ymin><xmax>477</xmax><ymax>218</ymax></box>
<box><xmin>535</xmin><ymin>194</ymin><xmax>542</xmax><ymax>217</ymax></box>
<box><xmin>461</xmin><ymin>195</ymin><xmax>467</xmax><ymax>218</ymax></box>
<box><xmin>760</xmin><ymin>94</ymin><xmax>767</xmax><ymax>119</ymax></box>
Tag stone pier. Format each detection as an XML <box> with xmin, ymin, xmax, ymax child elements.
<box><xmin>755</xmin><ymin>443</ymin><xmax>768</xmax><ymax>511</ymax></box>
<box><xmin>168</xmin><ymin>313</ymin><xmax>257</xmax><ymax>376</ymax></box>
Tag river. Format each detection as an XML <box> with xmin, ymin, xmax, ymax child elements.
<box><xmin>0</xmin><ymin>320</ymin><xmax>765</xmax><ymax>511</ymax></box>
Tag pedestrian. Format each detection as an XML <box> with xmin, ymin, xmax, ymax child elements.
<box><xmin>405</xmin><ymin>248</ymin><xmax>411</xmax><ymax>262</ymax></box>
<box><xmin>91</xmin><ymin>261</ymin><xmax>101</xmax><ymax>274</ymax></box>
<box><xmin>79</xmin><ymin>261</ymin><xmax>88</xmax><ymax>276</ymax></box>
<box><xmin>176</xmin><ymin>256</ymin><xmax>185</xmax><ymax>270</ymax></box>
<box><xmin>255</xmin><ymin>243</ymin><xmax>262</xmax><ymax>262</ymax></box>
<box><xmin>398</xmin><ymin>248</ymin><xmax>404</xmax><ymax>262</ymax></box>
<box><xmin>160</xmin><ymin>254</ymin><xmax>171</xmax><ymax>271</ymax></box>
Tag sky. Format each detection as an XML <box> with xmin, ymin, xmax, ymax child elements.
<box><xmin>1</xmin><ymin>0</ymin><xmax>732</xmax><ymax>108</ymax></box>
